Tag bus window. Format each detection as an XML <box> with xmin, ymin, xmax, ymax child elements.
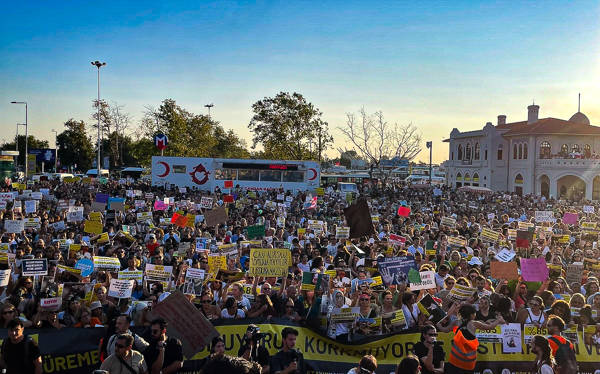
<box><xmin>260</xmin><ymin>170</ymin><xmax>282</xmax><ymax>182</ymax></box>
<box><xmin>282</xmin><ymin>171</ymin><xmax>304</xmax><ymax>182</ymax></box>
<box><xmin>215</xmin><ymin>169</ymin><xmax>237</xmax><ymax>180</ymax></box>
<box><xmin>238</xmin><ymin>169</ymin><xmax>259</xmax><ymax>181</ymax></box>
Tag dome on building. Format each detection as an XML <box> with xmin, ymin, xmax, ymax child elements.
<box><xmin>569</xmin><ymin>111</ymin><xmax>590</xmax><ymax>125</ymax></box>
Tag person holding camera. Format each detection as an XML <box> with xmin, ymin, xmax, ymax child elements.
<box><xmin>238</xmin><ymin>325</ymin><xmax>270</xmax><ymax>373</ymax></box>
<box><xmin>270</xmin><ymin>327</ymin><xmax>304</xmax><ymax>374</ymax></box>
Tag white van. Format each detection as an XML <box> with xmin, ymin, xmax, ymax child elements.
<box><xmin>337</xmin><ymin>182</ymin><xmax>359</xmax><ymax>194</ymax></box>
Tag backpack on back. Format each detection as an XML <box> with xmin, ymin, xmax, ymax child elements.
<box><xmin>549</xmin><ymin>336</ymin><xmax>577</xmax><ymax>374</ymax></box>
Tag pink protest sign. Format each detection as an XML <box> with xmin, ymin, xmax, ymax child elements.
<box><xmin>562</xmin><ymin>212</ymin><xmax>578</xmax><ymax>225</ymax></box>
<box><xmin>154</xmin><ymin>200</ymin><xmax>168</xmax><ymax>211</ymax></box>
<box><xmin>520</xmin><ymin>257</ymin><xmax>549</xmax><ymax>282</ymax></box>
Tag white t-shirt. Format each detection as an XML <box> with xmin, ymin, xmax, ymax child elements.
<box><xmin>537</xmin><ymin>362</ymin><xmax>553</xmax><ymax>374</ymax></box>
<box><xmin>221</xmin><ymin>308</ymin><xmax>245</xmax><ymax>319</ymax></box>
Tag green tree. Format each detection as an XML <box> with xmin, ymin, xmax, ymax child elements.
<box><xmin>137</xmin><ymin>99</ymin><xmax>249</xmax><ymax>159</ymax></box>
<box><xmin>248</xmin><ymin>92</ymin><xmax>333</xmax><ymax>161</ymax></box>
<box><xmin>57</xmin><ymin>119</ymin><xmax>95</xmax><ymax>172</ymax></box>
<box><xmin>0</xmin><ymin>135</ymin><xmax>49</xmax><ymax>167</ymax></box>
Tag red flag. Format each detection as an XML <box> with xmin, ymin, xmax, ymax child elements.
<box><xmin>397</xmin><ymin>206</ymin><xmax>411</xmax><ymax>217</ymax></box>
<box><xmin>223</xmin><ymin>194</ymin><xmax>234</xmax><ymax>203</ymax></box>
<box><xmin>224</xmin><ymin>180</ymin><xmax>234</xmax><ymax>188</ymax></box>
<box><xmin>171</xmin><ymin>212</ymin><xmax>188</xmax><ymax>228</ymax></box>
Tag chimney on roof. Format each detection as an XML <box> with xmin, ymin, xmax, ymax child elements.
<box><xmin>497</xmin><ymin>115</ymin><xmax>506</xmax><ymax>126</ymax></box>
<box><xmin>528</xmin><ymin>104</ymin><xmax>539</xmax><ymax>124</ymax></box>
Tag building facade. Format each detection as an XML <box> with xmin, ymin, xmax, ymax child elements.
<box><xmin>445</xmin><ymin>104</ymin><xmax>600</xmax><ymax>200</ymax></box>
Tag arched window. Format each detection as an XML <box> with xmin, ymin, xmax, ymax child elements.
<box><xmin>465</xmin><ymin>143</ymin><xmax>472</xmax><ymax>160</ymax></box>
<box><xmin>457</xmin><ymin>145</ymin><xmax>463</xmax><ymax>160</ymax></box>
<box><xmin>518</xmin><ymin>144</ymin><xmax>523</xmax><ymax>159</ymax></box>
<box><xmin>513</xmin><ymin>144</ymin><xmax>518</xmax><ymax>159</ymax></box>
<box><xmin>584</xmin><ymin>144</ymin><xmax>591</xmax><ymax>158</ymax></box>
<box><xmin>474</xmin><ymin>143</ymin><xmax>480</xmax><ymax>160</ymax></box>
<box><xmin>561</xmin><ymin>144</ymin><xmax>568</xmax><ymax>156</ymax></box>
<box><xmin>540</xmin><ymin>141</ymin><xmax>551</xmax><ymax>159</ymax></box>
<box><xmin>523</xmin><ymin>143</ymin><xmax>528</xmax><ymax>159</ymax></box>
<box><xmin>497</xmin><ymin>145</ymin><xmax>503</xmax><ymax>160</ymax></box>
<box><xmin>572</xmin><ymin>144</ymin><xmax>580</xmax><ymax>154</ymax></box>
<box><xmin>464</xmin><ymin>173</ymin><xmax>471</xmax><ymax>184</ymax></box>
<box><xmin>472</xmin><ymin>173</ymin><xmax>479</xmax><ymax>186</ymax></box>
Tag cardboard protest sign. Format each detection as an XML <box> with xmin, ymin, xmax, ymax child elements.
<box><xmin>207</xmin><ymin>255</ymin><xmax>227</xmax><ymax>275</ymax></box>
<box><xmin>344</xmin><ymin>198</ymin><xmax>375</xmax><ymax>238</ymax></box>
<box><xmin>84</xmin><ymin>220</ymin><xmax>103</xmax><ymax>235</ymax></box>
<box><xmin>204</xmin><ymin>206</ymin><xmax>227</xmax><ymax>227</ymax></box>
<box><xmin>247</xmin><ymin>224</ymin><xmax>265</xmax><ymax>239</ymax></box>
<box><xmin>150</xmin><ymin>291</ymin><xmax>219</xmax><ymax>358</ymax></box>
<box><xmin>4</xmin><ymin>220</ymin><xmax>24</xmax><ymax>233</ymax></box>
<box><xmin>490</xmin><ymin>261</ymin><xmax>518</xmax><ymax>280</ymax></box>
<box><xmin>565</xmin><ymin>264</ymin><xmax>583</xmax><ymax>285</ymax></box>
<box><xmin>562</xmin><ymin>212</ymin><xmax>578</xmax><ymax>225</ymax></box>
<box><xmin>378</xmin><ymin>256</ymin><xmax>417</xmax><ymax>286</ymax></box>
<box><xmin>22</xmin><ymin>258</ymin><xmax>48</xmax><ymax>276</ymax></box>
<box><xmin>170</xmin><ymin>212</ymin><xmax>188</xmax><ymax>228</ymax></box>
<box><xmin>108</xmin><ymin>279</ymin><xmax>134</xmax><ymax>298</ymax></box>
<box><xmin>248</xmin><ymin>248</ymin><xmax>291</xmax><ymax>277</ymax></box>
<box><xmin>520</xmin><ymin>258</ymin><xmax>549</xmax><ymax>282</ymax></box>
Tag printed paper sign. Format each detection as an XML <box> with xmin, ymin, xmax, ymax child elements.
<box><xmin>440</xmin><ymin>217</ymin><xmax>456</xmax><ymax>227</ymax></box>
<box><xmin>449</xmin><ymin>283</ymin><xmax>476</xmax><ymax>301</ymax></box>
<box><xmin>480</xmin><ymin>227</ymin><xmax>500</xmax><ymax>242</ymax></box>
<box><xmin>448</xmin><ymin>236</ymin><xmax>466</xmax><ymax>247</ymax></box>
<box><xmin>520</xmin><ymin>258</ymin><xmax>549</xmax><ymax>282</ymax></box>
<box><xmin>0</xmin><ymin>269</ymin><xmax>11</xmax><ymax>287</ymax></box>
<box><xmin>583</xmin><ymin>205</ymin><xmax>595</xmax><ymax>214</ymax></box>
<box><xmin>93</xmin><ymin>256</ymin><xmax>122</xmax><ymax>270</ymax></box>
<box><xmin>22</xmin><ymin>258</ymin><xmax>48</xmax><ymax>276</ymax></box>
<box><xmin>495</xmin><ymin>248</ymin><xmax>516</xmax><ymax>262</ymax></box>
<box><xmin>118</xmin><ymin>270</ymin><xmax>143</xmax><ymax>283</ymax></box>
<box><xmin>145</xmin><ymin>264</ymin><xmax>173</xmax><ymax>281</ymax></box>
<box><xmin>502</xmin><ymin>323</ymin><xmax>522</xmax><ymax>353</ymax></box>
<box><xmin>108</xmin><ymin>279</ymin><xmax>134</xmax><ymax>298</ymax></box>
<box><xmin>25</xmin><ymin>200</ymin><xmax>36</xmax><ymax>214</ymax></box>
<box><xmin>248</xmin><ymin>248</ymin><xmax>291</xmax><ymax>277</ymax></box>
<box><xmin>378</xmin><ymin>256</ymin><xmax>418</xmax><ymax>286</ymax></box>
<box><xmin>200</xmin><ymin>197</ymin><xmax>213</xmax><ymax>209</ymax></box>
<box><xmin>336</xmin><ymin>227</ymin><xmax>350</xmax><ymax>239</ymax></box>
<box><xmin>562</xmin><ymin>212</ymin><xmax>578</xmax><ymax>225</ymax></box>
<box><xmin>4</xmin><ymin>220</ymin><xmax>24</xmax><ymax>233</ymax></box>
<box><xmin>476</xmin><ymin>326</ymin><xmax>502</xmax><ymax>343</ymax></box>
<box><xmin>24</xmin><ymin>218</ymin><xmax>41</xmax><ymax>229</ymax></box>
<box><xmin>137</xmin><ymin>212</ymin><xmax>153</xmax><ymax>221</ymax></box>
<box><xmin>83</xmin><ymin>220</ymin><xmax>103</xmax><ymax>235</ymax></box>
<box><xmin>535</xmin><ymin>211</ymin><xmax>554</xmax><ymax>223</ymax></box>
<box><xmin>185</xmin><ymin>268</ymin><xmax>205</xmax><ymax>280</ymax></box>
<box><xmin>40</xmin><ymin>297</ymin><xmax>62</xmax><ymax>311</ymax></box>
<box><xmin>409</xmin><ymin>271</ymin><xmax>436</xmax><ymax>290</ymax></box>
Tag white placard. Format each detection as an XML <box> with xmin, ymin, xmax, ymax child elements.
<box><xmin>502</xmin><ymin>323</ymin><xmax>522</xmax><ymax>353</ymax></box>
<box><xmin>495</xmin><ymin>248</ymin><xmax>516</xmax><ymax>262</ymax></box>
<box><xmin>4</xmin><ymin>220</ymin><xmax>24</xmax><ymax>233</ymax></box>
<box><xmin>185</xmin><ymin>268</ymin><xmax>205</xmax><ymax>279</ymax></box>
<box><xmin>535</xmin><ymin>210</ymin><xmax>554</xmax><ymax>223</ymax></box>
<box><xmin>409</xmin><ymin>271</ymin><xmax>437</xmax><ymax>290</ymax></box>
<box><xmin>25</xmin><ymin>200</ymin><xmax>37</xmax><ymax>214</ymax></box>
<box><xmin>200</xmin><ymin>197</ymin><xmax>213</xmax><ymax>209</ymax></box>
<box><xmin>0</xmin><ymin>269</ymin><xmax>11</xmax><ymax>287</ymax></box>
<box><xmin>583</xmin><ymin>205</ymin><xmax>595</xmax><ymax>214</ymax></box>
<box><xmin>108</xmin><ymin>279</ymin><xmax>134</xmax><ymax>298</ymax></box>
<box><xmin>31</xmin><ymin>192</ymin><xmax>43</xmax><ymax>200</ymax></box>
<box><xmin>118</xmin><ymin>270</ymin><xmax>143</xmax><ymax>283</ymax></box>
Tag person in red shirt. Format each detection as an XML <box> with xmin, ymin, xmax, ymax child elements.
<box><xmin>146</xmin><ymin>234</ymin><xmax>160</xmax><ymax>256</ymax></box>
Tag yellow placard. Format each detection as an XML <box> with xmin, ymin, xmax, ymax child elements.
<box><xmin>248</xmin><ymin>248</ymin><xmax>291</xmax><ymax>277</ymax></box>
<box><xmin>97</xmin><ymin>232</ymin><xmax>110</xmax><ymax>243</ymax></box>
<box><xmin>89</xmin><ymin>212</ymin><xmax>102</xmax><ymax>222</ymax></box>
<box><xmin>83</xmin><ymin>220</ymin><xmax>103</xmax><ymax>235</ymax></box>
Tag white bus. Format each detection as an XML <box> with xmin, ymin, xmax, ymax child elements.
<box><xmin>151</xmin><ymin>157</ymin><xmax>320</xmax><ymax>191</ymax></box>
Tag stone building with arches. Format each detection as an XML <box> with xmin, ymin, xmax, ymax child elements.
<box><xmin>445</xmin><ymin>103</ymin><xmax>600</xmax><ymax>201</ymax></box>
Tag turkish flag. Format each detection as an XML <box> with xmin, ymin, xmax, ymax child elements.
<box><xmin>171</xmin><ymin>212</ymin><xmax>188</xmax><ymax>228</ymax></box>
<box><xmin>224</xmin><ymin>180</ymin><xmax>234</xmax><ymax>188</ymax></box>
<box><xmin>223</xmin><ymin>194</ymin><xmax>234</xmax><ymax>203</ymax></box>
<box><xmin>397</xmin><ymin>206</ymin><xmax>411</xmax><ymax>217</ymax></box>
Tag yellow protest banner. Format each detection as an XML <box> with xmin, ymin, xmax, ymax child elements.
<box><xmin>84</xmin><ymin>220</ymin><xmax>103</xmax><ymax>235</ymax></box>
<box><xmin>248</xmin><ymin>248</ymin><xmax>291</xmax><ymax>277</ymax></box>
<box><xmin>89</xmin><ymin>212</ymin><xmax>102</xmax><ymax>222</ymax></box>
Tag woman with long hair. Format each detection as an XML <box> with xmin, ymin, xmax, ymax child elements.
<box><xmin>395</xmin><ymin>354</ymin><xmax>420</xmax><ymax>374</ymax></box>
<box><xmin>530</xmin><ymin>335</ymin><xmax>554</xmax><ymax>374</ymax></box>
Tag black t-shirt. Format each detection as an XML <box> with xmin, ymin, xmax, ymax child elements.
<box><xmin>413</xmin><ymin>341</ymin><xmax>445</xmax><ymax>374</ymax></box>
<box><xmin>237</xmin><ymin>344</ymin><xmax>270</xmax><ymax>367</ymax></box>
<box><xmin>144</xmin><ymin>337</ymin><xmax>184</xmax><ymax>370</ymax></box>
<box><xmin>2</xmin><ymin>337</ymin><xmax>41</xmax><ymax>374</ymax></box>
<box><xmin>270</xmin><ymin>349</ymin><xmax>305</xmax><ymax>374</ymax></box>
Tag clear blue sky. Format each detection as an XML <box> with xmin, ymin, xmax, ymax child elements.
<box><xmin>1</xmin><ymin>1</ymin><xmax>599</xmax><ymax>163</ymax></box>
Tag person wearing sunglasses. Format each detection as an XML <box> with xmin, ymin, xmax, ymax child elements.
<box><xmin>413</xmin><ymin>325</ymin><xmax>445</xmax><ymax>374</ymax></box>
<box><xmin>143</xmin><ymin>318</ymin><xmax>184</xmax><ymax>374</ymax></box>
<box><xmin>346</xmin><ymin>354</ymin><xmax>377</xmax><ymax>374</ymax></box>
<box><xmin>100</xmin><ymin>334</ymin><xmax>148</xmax><ymax>374</ymax></box>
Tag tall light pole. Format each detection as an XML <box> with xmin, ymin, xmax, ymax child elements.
<box><xmin>91</xmin><ymin>60</ymin><xmax>106</xmax><ymax>176</ymax></box>
<box><xmin>204</xmin><ymin>103</ymin><xmax>214</xmax><ymax>117</ymax></box>
<box><xmin>51</xmin><ymin>129</ymin><xmax>58</xmax><ymax>172</ymax></box>
<box><xmin>426</xmin><ymin>141</ymin><xmax>433</xmax><ymax>184</ymax></box>
<box><xmin>11</xmin><ymin>101</ymin><xmax>27</xmax><ymax>179</ymax></box>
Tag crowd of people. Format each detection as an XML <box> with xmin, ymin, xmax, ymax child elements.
<box><xmin>0</xmin><ymin>175</ymin><xmax>598</xmax><ymax>374</ymax></box>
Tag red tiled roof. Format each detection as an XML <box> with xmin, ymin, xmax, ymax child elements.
<box><xmin>500</xmin><ymin>117</ymin><xmax>600</xmax><ymax>136</ymax></box>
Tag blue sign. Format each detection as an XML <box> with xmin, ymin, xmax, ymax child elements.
<box><xmin>28</xmin><ymin>149</ymin><xmax>56</xmax><ymax>163</ymax></box>
<box><xmin>75</xmin><ymin>258</ymin><xmax>94</xmax><ymax>277</ymax></box>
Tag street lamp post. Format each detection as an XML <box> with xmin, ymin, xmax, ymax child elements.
<box><xmin>204</xmin><ymin>103</ymin><xmax>214</xmax><ymax>117</ymax></box>
<box><xmin>426</xmin><ymin>141</ymin><xmax>433</xmax><ymax>184</ymax></box>
<box><xmin>52</xmin><ymin>129</ymin><xmax>58</xmax><ymax>172</ymax></box>
<box><xmin>91</xmin><ymin>60</ymin><xmax>106</xmax><ymax>176</ymax></box>
<box><xmin>11</xmin><ymin>101</ymin><xmax>27</xmax><ymax>179</ymax></box>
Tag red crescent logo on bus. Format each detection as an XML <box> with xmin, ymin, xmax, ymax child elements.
<box><xmin>308</xmin><ymin>168</ymin><xmax>317</xmax><ymax>181</ymax></box>
<box><xmin>157</xmin><ymin>161</ymin><xmax>170</xmax><ymax>177</ymax></box>
<box><xmin>190</xmin><ymin>163</ymin><xmax>210</xmax><ymax>185</ymax></box>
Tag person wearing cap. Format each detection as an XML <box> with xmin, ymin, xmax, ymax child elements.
<box><xmin>238</xmin><ymin>324</ymin><xmax>270</xmax><ymax>373</ymax></box>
